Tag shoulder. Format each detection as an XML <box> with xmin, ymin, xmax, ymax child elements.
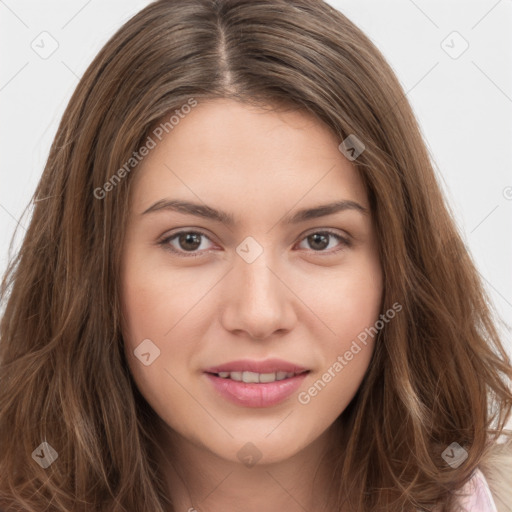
<box><xmin>427</xmin><ymin>435</ymin><xmax>512</xmax><ymax>512</ymax></box>
<box><xmin>454</xmin><ymin>467</ymin><xmax>498</xmax><ymax>511</ymax></box>
<box><xmin>476</xmin><ymin>434</ymin><xmax>512</xmax><ymax>512</ymax></box>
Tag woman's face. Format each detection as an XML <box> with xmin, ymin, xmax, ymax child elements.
<box><xmin>120</xmin><ymin>98</ymin><xmax>383</xmax><ymax>464</ymax></box>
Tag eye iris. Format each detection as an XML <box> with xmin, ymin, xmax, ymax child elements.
<box><xmin>179</xmin><ymin>233</ymin><xmax>202</xmax><ymax>251</ymax></box>
<box><xmin>308</xmin><ymin>233</ymin><xmax>329</xmax><ymax>251</ymax></box>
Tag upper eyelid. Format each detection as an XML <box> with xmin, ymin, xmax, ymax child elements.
<box><xmin>161</xmin><ymin>226</ymin><xmax>350</xmax><ymax>241</ymax></box>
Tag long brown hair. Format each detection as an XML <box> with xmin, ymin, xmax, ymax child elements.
<box><xmin>1</xmin><ymin>1</ymin><xmax>511</xmax><ymax>510</ymax></box>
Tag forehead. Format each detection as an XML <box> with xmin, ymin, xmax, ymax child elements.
<box><xmin>129</xmin><ymin>99</ymin><xmax>369</xmax><ymax>220</ymax></box>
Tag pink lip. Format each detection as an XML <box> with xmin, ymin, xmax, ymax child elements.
<box><xmin>204</xmin><ymin>372</ymin><xmax>308</xmax><ymax>408</ymax></box>
<box><xmin>204</xmin><ymin>358</ymin><xmax>308</xmax><ymax>374</ymax></box>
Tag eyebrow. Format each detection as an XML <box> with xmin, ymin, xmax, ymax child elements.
<box><xmin>141</xmin><ymin>198</ymin><xmax>368</xmax><ymax>225</ymax></box>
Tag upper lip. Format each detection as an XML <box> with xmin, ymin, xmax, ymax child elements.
<box><xmin>204</xmin><ymin>358</ymin><xmax>309</xmax><ymax>374</ymax></box>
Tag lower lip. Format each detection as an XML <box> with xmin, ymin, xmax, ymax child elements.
<box><xmin>204</xmin><ymin>372</ymin><xmax>309</xmax><ymax>408</ymax></box>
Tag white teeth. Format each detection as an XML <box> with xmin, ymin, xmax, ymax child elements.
<box><xmin>242</xmin><ymin>371</ymin><xmax>260</xmax><ymax>383</ymax></box>
<box><xmin>216</xmin><ymin>370</ymin><xmax>301</xmax><ymax>382</ymax></box>
<box><xmin>259</xmin><ymin>372</ymin><xmax>277</xmax><ymax>383</ymax></box>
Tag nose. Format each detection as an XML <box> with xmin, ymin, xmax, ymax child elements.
<box><xmin>220</xmin><ymin>249</ymin><xmax>297</xmax><ymax>341</ymax></box>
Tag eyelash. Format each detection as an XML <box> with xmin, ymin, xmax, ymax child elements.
<box><xmin>158</xmin><ymin>229</ymin><xmax>352</xmax><ymax>258</ymax></box>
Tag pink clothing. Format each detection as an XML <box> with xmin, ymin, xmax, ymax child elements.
<box><xmin>454</xmin><ymin>468</ymin><xmax>498</xmax><ymax>511</ymax></box>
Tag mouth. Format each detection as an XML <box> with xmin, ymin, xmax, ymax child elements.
<box><xmin>205</xmin><ymin>369</ymin><xmax>310</xmax><ymax>383</ymax></box>
<box><xmin>203</xmin><ymin>359</ymin><xmax>311</xmax><ymax>407</ymax></box>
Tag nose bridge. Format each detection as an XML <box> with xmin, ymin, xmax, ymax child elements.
<box><xmin>235</xmin><ymin>237</ymin><xmax>280</xmax><ymax>304</ymax></box>
<box><xmin>221</xmin><ymin>235</ymin><xmax>294</xmax><ymax>338</ymax></box>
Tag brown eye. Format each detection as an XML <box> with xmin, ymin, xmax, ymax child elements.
<box><xmin>297</xmin><ymin>230</ymin><xmax>351</xmax><ymax>254</ymax></box>
<box><xmin>176</xmin><ymin>232</ymin><xmax>202</xmax><ymax>251</ymax></box>
<box><xmin>160</xmin><ymin>231</ymin><xmax>214</xmax><ymax>257</ymax></box>
<box><xmin>159</xmin><ymin>229</ymin><xmax>351</xmax><ymax>258</ymax></box>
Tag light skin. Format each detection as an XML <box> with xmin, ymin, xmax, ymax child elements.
<box><xmin>119</xmin><ymin>98</ymin><xmax>383</xmax><ymax>512</ymax></box>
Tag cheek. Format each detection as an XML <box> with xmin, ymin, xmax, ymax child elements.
<box><xmin>120</xmin><ymin>254</ymin><xmax>186</xmax><ymax>347</ymax></box>
<box><xmin>119</xmin><ymin>252</ymin><xmax>207</xmax><ymax>386</ymax></box>
<box><xmin>121</xmin><ymin>278</ymin><xmax>164</xmax><ymax>347</ymax></box>
<box><xmin>314</xmin><ymin>254</ymin><xmax>383</xmax><ymax>344</ymax></box>
<box><xmin>308</xmin><ymin>254</ymin><xmax>382</xmax><ymax>400</ymax></box>
<box><xmin>119</xmin><ymin>264</ymin><xmax>193</xmax><ymax>422</ymax></box>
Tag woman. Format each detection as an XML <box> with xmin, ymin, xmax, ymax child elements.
<box><xmin>1</xmin><ymin>1</ymin><xmax>511</xmax><ymax>510</ymax></box>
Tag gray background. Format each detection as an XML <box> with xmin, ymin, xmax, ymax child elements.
<box><xmin>1</xmin><ymin>1</ymin><xmax>511</xmax><ymax>373</ymax></box>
